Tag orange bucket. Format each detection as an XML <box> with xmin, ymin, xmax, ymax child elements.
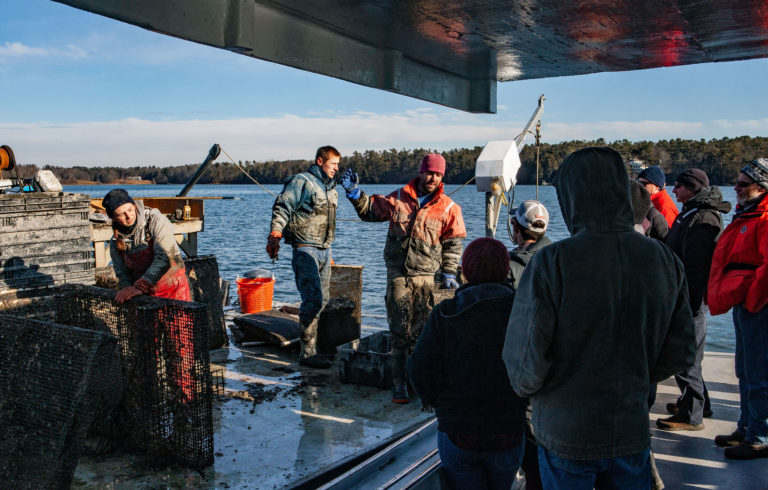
<box><xmin>236</xmin><ymin>277</ymin><xmax>275</xmax><ymax>314</ymax></box>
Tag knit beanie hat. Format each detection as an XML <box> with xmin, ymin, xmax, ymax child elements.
<box><xmin>419</xmin><ymin>154</ymin><xmax>446</xmax><ymax>175</ymax></box>
<box><xmin>637</xmin><ymin>166</ymin><xmax>666</xmax><ymax>188</ymax></box>
<box><xmin>630</xmin><ymin>180</ymin><xmax>651</xmax><ymax>226</ymax></box>
<box><xmin>102</xmin><ymin>188</ymin><xmax>136</xmax><ymax>218</ymax></box>
<box><xmin>461</xmin><ymin>237</ymin><xmax>510</xmax><ymax>284</ymax></box>
<box><xmin>741</xmin><ymin>158</ymin><xmax>768</xmax><ymax>190</ymax></box>
<box><xmin>676</xmin><ymin>168</ymin><xmax>709</xmax><ymax>193</ymax></box>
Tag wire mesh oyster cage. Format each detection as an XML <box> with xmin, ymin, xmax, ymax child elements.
<box><xmin>53</xmin><ymin>284</ymin><xmax>214</xmax><ymax>470</ymax></box>
<box><xmin>0</xmin><ymin>314</ymin><xmax>119</xmax><ymax>489</ymax></box>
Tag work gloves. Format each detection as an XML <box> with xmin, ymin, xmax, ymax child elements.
<box><xmin>266</xmin><ymin>231</ymin><xmax>281</xmax><ymax>260</ymax></box>
<box><xmin>441</xmin><ymin>273</ymin><xmax>459</xmax><ymax>289</ymax></box>
<box><xmin>340</xmin><ymin>168</ymin><xmax>361</xmax><ymax>199</ymax></box>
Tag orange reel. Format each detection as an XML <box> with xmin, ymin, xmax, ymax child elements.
<box><xmin>0</xmin><ymin>145</ymin><xmax>15</xmax><ymax>171</ymax></box>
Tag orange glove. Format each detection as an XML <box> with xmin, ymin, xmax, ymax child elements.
<box><xmin>266</xmin><ymin>231</ymin><xmax>282</xmax><ymax>259</ymax></box>
<box><xmin>115</xmin><ymin>285</ymin><xmax>143</xmax><ymax>304</ymax></box>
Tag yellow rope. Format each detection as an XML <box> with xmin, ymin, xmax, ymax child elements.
<box><xmin>446</xmin><ymin>175</ymin><xmax>475</xmax><ymax>197</ymax></box>
<box><xmin>220</xmin><ymin>147</ymin><xmax>277</xmax><ymax>197</ymax></box>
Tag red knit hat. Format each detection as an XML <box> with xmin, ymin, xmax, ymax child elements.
<box><xmin>419</xmin><ymin>154</ymin><xmax>446</xmax><ymax>175</ymax></box>
<box><xmin>461</xmin><ymin>237</ymin><xmax>510</xmax><ymax>284</ymax></box>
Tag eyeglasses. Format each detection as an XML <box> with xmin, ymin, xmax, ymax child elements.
<box><xmin>673</xmin><ymin>182</ymin><xmax>683</xmax><ymax>189</ymax></box>
<box><xmin>736</xmin><ymin>180</ymin><xmax>755</xmax><ymax>188</ymax></box>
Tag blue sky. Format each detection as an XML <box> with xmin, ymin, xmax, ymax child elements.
<box><xmin>2</xmin><ymin>0</ymin><xmax>768</xmax><ymax>166</ymax></box>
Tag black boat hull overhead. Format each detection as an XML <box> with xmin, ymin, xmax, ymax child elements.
<box><xmin>53</xmin><ymin>0</ymin><xmax>768</xmax><ymax>113</ymax></box>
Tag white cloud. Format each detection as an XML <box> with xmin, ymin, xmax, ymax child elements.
<box><xmin>0</xmin><ymin>42</ymin><xmax>48</xmax><ymax>58</ymax></box>
<box><xmin>3</xmin><ymin>113</ymin><xmax>767</xmax><ymax>167</ymax></box>
<box><xmin>0</xmin><ymin>41</ymin><xmax>90</xmax><ymax>60</ymax></box>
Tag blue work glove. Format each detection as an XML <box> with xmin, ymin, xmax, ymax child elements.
<box><xmin>340</xmin><ymin>168</ymin><xmax>361</xmax><ymax>199</ymax></box>
<box><xmin>442</xmin><ymin>273</ymin><xmax>459</xmax><ymax>289</ymax></box>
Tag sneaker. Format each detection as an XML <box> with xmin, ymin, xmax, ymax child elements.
<box><xmin>392</xmin><ymin>378</ymin><xmax>409</xmax><ymax>404</ymax></box>
<box><xmin>656</xmin><ymin>414</ymin><xmax>705</xmax><ymax>431</ymax></box>
<box><xmin>715</xmin><ymin>431</ymin><xmax>745</xmax><ymax>448</ymax></box>
<box><xmin>724</xmin><ymin>441</ymin><xmax>768</xmax><ymax>460</ymax></box>
<box><xmin>299</xmin><ymin>354</ymin><xmax>331</xmax><ymax>369</ymax></box>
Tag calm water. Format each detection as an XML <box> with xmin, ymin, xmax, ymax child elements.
<box><xmin>68</xmin><ymin>183</ymin><xmax>739</xmax><ymax>352</ymax></box>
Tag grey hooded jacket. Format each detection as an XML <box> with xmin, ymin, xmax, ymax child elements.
<box><xmin>270</xmin><ymin>164</ymin><xmax>338</xmax><ymax>249</ymax></box>
<box><xmin>502</xmin><ymin>147</ymin><xmax>696</xmax><ymax>460</ymax></box>
<box><xmin>110</xmin><ymin>201</ymin><xmax>185</xmax><ymax>288</ymax></box>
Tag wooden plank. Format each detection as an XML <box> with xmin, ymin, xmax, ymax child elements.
<box><xmin>0</xmin><ymin>225</ymin><xmax>92</xmax><ymax>246</ymax></box>
<box><xmin>0</xmin><ymin>238</ymin><xmax>93</xmax><ymax>260</ymax></box>
<box><xmin>0</xmin><ymin>193</ymin><xmax>90</xmax><ymax>215</ymax></box>
<box><xmin>0</xmin><ymin>211</ymin><xmax>89</xmax><ymax>232</ymax></box>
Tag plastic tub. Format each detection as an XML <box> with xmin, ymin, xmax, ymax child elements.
<box><xmin>236</xmin><ymin>277</ymin><xmax>275</xmax><ymax>314</ymax></box>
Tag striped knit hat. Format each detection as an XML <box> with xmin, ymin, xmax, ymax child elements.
<box><xmin>741</xmin><ymin>158</ymin><xmax>768</xmax><ymax>190</ymax></box>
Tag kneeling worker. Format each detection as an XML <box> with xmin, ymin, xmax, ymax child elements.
<box><xmin>267</xmin><ymin>145</ymin><xmax>340</xmax><ymax>369</ymax></box>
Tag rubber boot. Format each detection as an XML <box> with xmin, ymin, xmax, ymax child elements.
<box><xmin>391</xmin><ymin>345</ymin><xmax>409</xmax><ymax>404</ymax></box>
<box><xmin>299</xmin><ymin>318</ymin><xmax>330</xmax><ymax>369</ymax></box>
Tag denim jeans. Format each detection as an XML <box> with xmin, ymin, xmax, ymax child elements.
<box><xmin>291</xmin><ymin>246</ymin><xmax>332</xmax><ymax>324</ymax></box>
<box><xmin>538</xmin><ymin>446</ymin><xmax>651</xmax><ymax>490</ymax></box>
<box><xmin>437</xmin><ymin>430</ymin><xmax>524</xmax><ymax>490</ymax></box>
<box><xmin>734</xmin><ymin>304</ymin><xmax>768</xmax><ymax>445</ymax></box>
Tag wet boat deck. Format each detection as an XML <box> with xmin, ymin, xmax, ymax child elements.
<box><xmin>72</xmin><ymin>316</ymin><xmax>432</xmax><ymax>489</ymax></box>
<box><xmin>72</xmin><ymin>325</ymin><xmax>767</xmax><ymax>488</ymax></box>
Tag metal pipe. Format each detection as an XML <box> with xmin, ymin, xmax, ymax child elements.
<box><xmin>176</xmin><ymin>144</ymin><xmax>221</xmax><ymax>197</ymax></box>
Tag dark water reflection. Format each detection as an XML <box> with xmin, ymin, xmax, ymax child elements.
<box><xmin>68</xmin><ymin>183</ymin><xmax>737</xmax><ymax>352</ymax></box>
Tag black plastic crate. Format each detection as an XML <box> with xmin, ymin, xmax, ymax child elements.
<box><xmin>338</xmin><ymin>331</ymin><xmax>392</xmax><ymax>389</ymax></box>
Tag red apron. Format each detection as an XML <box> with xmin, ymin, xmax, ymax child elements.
<box><xmin>123</xmin><ymin>240</ymin><xmax>191</xmax><ymax>301</ymax></box>
<box><xmin>123</xmin><ymin>241</ymin><xmax>194</xmax><ymax>399</ymax></box>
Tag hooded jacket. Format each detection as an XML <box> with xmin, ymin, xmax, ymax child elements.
<box><xmin>270</xmin><ymin>164</ymin><xmax>338</xmax><ymax>249</ymax></box>
<box><xmin>508</xmin><ymin>236</ymin><xmax>552</xmax><ymax>290</ymax></box>
<box><xmin>110</xmin><ymin>201</ymin><xmax>185</xmax><ymax>289</ymax></box>
<box><xmin>651</xmin><ymin>189</ymin><xmax>679</xmax><ymax>227</ymax></box>
<box><xmin>665</xmin><ymin>186</ymin><xmax>731</xmax><ymax>314</ymax></box>
<box><xmin>708</xmin><ymin>192</ymin><xmax>768</xmax><ymax>315</ymax></box>
<box><xmin>408</xmin><ymin>282</ymin><xmax>527</xmax><ymax>437</ymax></box>
<box><xmin>349</xmin><ymin>178</ymin><xmax>465</xmax><ymax>276</ymax></box>
<box><xmin>502</xmin><ymin>147</ymin><xmax>696</xmax><ymax>460</ymax></box>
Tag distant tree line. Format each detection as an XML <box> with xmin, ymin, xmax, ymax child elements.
<box><xmin>16</xmin><ymin>136</ymin><xmax>768</xmax><ymax>186</ymax></box>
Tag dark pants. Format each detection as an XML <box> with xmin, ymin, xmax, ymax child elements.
<box><xmin>538</xmin><ymin>447</ymin><xmax>651</xmax><ymax>490</ymax></box>
<box><xmin>673</xmin><ymin>306</ymin><xmax>711</xmax><ymax>424</ymax></box>
<box><xmin>437</xmin><ymin>431</ymin><xmax>524</xmax><ymax>490</ymax></box>
<box><xmin>734</xmin><ymin>304</ymin><xmax>768</xmax><ymax>444</ymax></box>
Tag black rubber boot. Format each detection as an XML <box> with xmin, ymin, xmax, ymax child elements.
<box><xmin>390</xmin><ymin>346</ymin><xmax>409</xmax><ymax>404</ymax></box>
<box><xmin>392</xmin><ymin>377</ymin><xmax>409</xmax><ymax>404</ymax></box>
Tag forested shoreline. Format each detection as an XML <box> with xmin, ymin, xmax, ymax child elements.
<box><xmin>14</xmin><ymin>136</ymin><xmax>768</xmax><ymax>186</ymax></box>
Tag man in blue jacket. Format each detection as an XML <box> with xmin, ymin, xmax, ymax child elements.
<box><xmin>503</xmin><ymin>147</ymin><xmax>696</xmax><ymax>488</ymax></box>
<box><xmin>267</xmin><ymin>145</ymin><xmax>340</xmax><ymax>369</ymax></box>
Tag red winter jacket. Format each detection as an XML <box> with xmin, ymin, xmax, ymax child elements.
<box><xmin>708</xmin><ymin>193</ymin><xmax>768</xmax><ymax>315</ymax></box>
<box><xmin>651</xmin><ymin>190</ymin><xmax>679</xmax><ymax>227</ymax></box>
<box><xmin>349</xmin><ymin>178</ymin><xmax>466</xmax><ymax>276</ymax></box>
